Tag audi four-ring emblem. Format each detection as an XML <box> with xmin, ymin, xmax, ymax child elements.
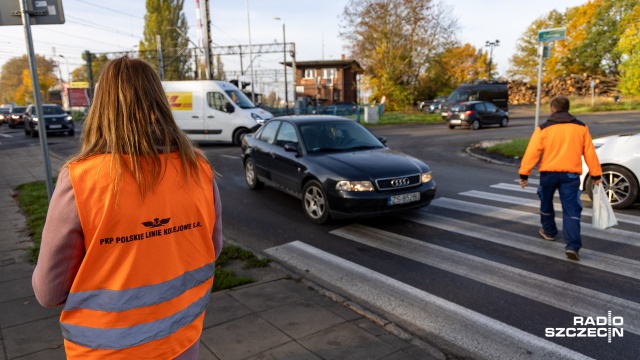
<box><xmin>390</xmin><ymin>177</ymin><xmax>410</xmax><ymax>187</ymax></box>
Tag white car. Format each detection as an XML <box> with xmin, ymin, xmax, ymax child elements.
<box><xmin>581</xmin><ymin>132</ymin><xmax>640</xmax><ymax>209</ymax></box>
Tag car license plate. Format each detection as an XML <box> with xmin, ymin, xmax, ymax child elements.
<box><xmin>388</xmin><ymin>192</ymin><xmax>420</xmax><ymax>206</ymax></box>
<box><xmin>449</xmin><ymin>119</ymin><xmax>461</xmax><ymax>125</ymax></box>
<box><xmin>49</xmin><ymin>124</ymin><xmax>62</xmax><ymax>129</ymax></box>
<box><xmin>441</xmin><ymin>112</ymin><xmax>448</xmax><ymax>117</ymax></box>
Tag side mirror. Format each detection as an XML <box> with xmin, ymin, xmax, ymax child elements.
<box><xmin>378</xmin><ymin>136</ymin><xmax>387</xmax><ymax>145</ymax></box>
<box><xmin>225</xmin><ymin>102</ymin><xmax>235</xmax><ymax>114</ymax></box>
<box><xmin>284</xmin><ymin>142</ymin><xmax>299</xmax><ymax>153</ymax></box>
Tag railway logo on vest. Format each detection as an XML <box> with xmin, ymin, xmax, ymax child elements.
<box><xmin>142</xmin><ymin>217</ymin><xmax>171</xmax><ymax>228</ymax></box>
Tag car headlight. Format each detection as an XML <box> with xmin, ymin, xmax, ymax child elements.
<box><xmin>0</xmin><ymin>115</ymin><xmax>4</xmax><ymax>120</ymax></box>
<box><xmin>421</xmin><ymin>171</ymin><xmax>432</xmax><ymax>183</ymax></box>
<box><xmin>66</xmin><ymin>115</ymin><xmax>73</xmax><ymax>122</ymax></box>
<box><xmin>12</xmin><ymin>115</ymin><xmax>20</xmax><ymax>119</ymax></box>
<box><xmin>251</xmin><ymin>113</ymin><xmax>263</xmax><ymax>121</ymax></box>
<box><xmin>336</xmin><ymin>180</ymin><xmax>375</xmax><ymax>191</ymax></box>
<box><xmin>32</xmin><ymin>117</ymin><xmax>38</xmax><ymax>122</ymax></box>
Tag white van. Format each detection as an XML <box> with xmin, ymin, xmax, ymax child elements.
<box><xmin>162</xmin><ymin>80</ymin><xmax>273</xmax><ymax>145</ymax></box>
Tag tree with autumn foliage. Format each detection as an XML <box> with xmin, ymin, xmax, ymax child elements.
<box><xmin>0</xmin><ymin>55</ymin><xmax>57</xmax><ymax>105</ymax></box>
<box><xmin>417</xmin><ymin>43</ymin><xmax>490</xmax><ymax>99</ymax></box>
<box><xmin>339</xmin><ymin>0</ymin><xmax>458</xmax><ymax>109</ymax></box>
<box><xmin>616</xmin><ymin>2</ymin><xmax>640</xmax><ymax>95</ymax></box>
<box><xmin>139</xmin><ymin>0</ymin><xmax>191</xmax><ymax>80</ymax></box>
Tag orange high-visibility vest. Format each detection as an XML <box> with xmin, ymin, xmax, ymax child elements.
<box><xmin>62</xmin><ymin>153</ymin><xmax>216</xmax><ymax>359</ymax></box>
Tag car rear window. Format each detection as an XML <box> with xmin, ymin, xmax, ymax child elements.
<box><xmin>451</xmin><ymin>104</ymin><xmax>469</xmax><ymax>112</ymax></box>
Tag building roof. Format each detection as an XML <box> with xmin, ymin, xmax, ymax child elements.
<box><xmin>283</xmin><ymin>59</ymin><xmax>363</xmax><ymax>73</ymax></box>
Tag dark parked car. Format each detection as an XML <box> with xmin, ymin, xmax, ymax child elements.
<box><xmin>426</xmin><ymin>96</ymin><xmax>447</xmax><ymax>114</ymax></box>
<box><xmin>8</xmin><ymin>106</ymin><xmax>27</xmax><ymax>128</ymax></box>
<box><xmin>0</xmin><ymin>107</ymin><xmax>9</xmax><ymax>125</ymax></box>
<box><xmin>446</xmin><ymin>101</ymin><xmax>509</xmax><ymax>130</ymax></box>
<box><xmin>440</xmin><ymin>82</ymin><xmax>509</xmax><ymax>119</ymax></box>
<box><xmin>24</xmin><ymin>104</ymin><xmax>75</xmax><ymax>137</ymax></box>
<box><xmin>241</xmin><ymin>116</ymin><xmax>437</xmax><ymax>224</ymax></box>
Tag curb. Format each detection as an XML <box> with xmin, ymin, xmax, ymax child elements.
<box><xmin>464</xmin><ymin>145</ymin><xmax>520</xmax><ymax>168</ymax></box>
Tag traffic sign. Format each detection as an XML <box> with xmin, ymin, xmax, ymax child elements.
<box><xmin>0</xmin><ymin>0</ymin><xmax>65</xmax><ymax>26</ymax></box>
<box><xmin>538</xmin><ymin>27</ymin><xmax>566</xmax><ymax>42</ymax></box>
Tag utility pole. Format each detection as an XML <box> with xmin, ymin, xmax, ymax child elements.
<box><xmin>85</xmin><ymin>50</ymin><xmax>94</xmax><ymax>102</ymax></box>
<box><xmin>200</xmin><ymin>0</ymin><xmax>213</xmax><ymax>79</ymax></box>
<box><xmin>156</xmin><ymin>35</ymin><xmax>165</xmax><ymax>80</ymax></box>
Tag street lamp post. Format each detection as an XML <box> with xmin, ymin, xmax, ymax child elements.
<box><xmin>485</xmin><ymin>39</ymin><xmax>499</xmax><ymax>81</ymax></box>
<box><xmin>58</xmin><ymin>54</ymin><xmax>70</xmax><ymax>83</ymax></box>
<box><xmin>274</xmin><ymin>17</ymin><xmax>288</xmax><ymax>115</ymax></box>
<box><xmin>245</xmin><ymin>0</ymin><xmax>256</xmax><ymax>104</ymax></box>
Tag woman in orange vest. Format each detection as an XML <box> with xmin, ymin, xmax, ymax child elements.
<box><xmin>32</xmin><ymin>56</ymin><xmax>222</xmax><ymax>359</ymax></box>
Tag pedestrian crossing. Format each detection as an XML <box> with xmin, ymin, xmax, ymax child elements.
<box><xmin>265</xmin><ymin>177</ymin><xmax>640</xmax><ymax>359</ymax></box>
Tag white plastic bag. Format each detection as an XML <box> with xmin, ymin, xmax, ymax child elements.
<box><xmin>592</xmin><ymin>183</ymin><xmax>618</xmax><ymax>230</ymax></box>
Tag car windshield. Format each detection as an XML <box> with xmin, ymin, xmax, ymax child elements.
<box><xmin>225</xmin><ymin>89</ymin><xmax>255</xmax><ymax>109</ymax></box>
<box><xmin>447</xmin><ymin>90</ymin><xmax>471</xmax><ymax>101</ymax></box>
<box><xmin>300</xmin><ymin>121</ymin><xmax>384</xmax><ymax>153</ymax></box>
<box><xmin>0</xmin><ymin>108</ymin><xmax>9</xmax><ymax>114</ymax></box>
<box><xmin>12</xmin><ymin>107</ymin><xmax>26</xmax><ymax>113</ymax></box>
<box><xmin>42</xmin><ymin>105</ymin><xmax>65</xmax><ymax>115</ymax></box>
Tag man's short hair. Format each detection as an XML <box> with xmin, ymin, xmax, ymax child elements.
<box><xmin>550</xmin><ymin>96</ymin><xmax>570</xmax><ymax>112</ymax></box>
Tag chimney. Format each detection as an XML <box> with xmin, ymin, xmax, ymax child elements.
<box><xmin>341</xmin><ymin>54</ymin><xmax>345</xmax><ymax>60</ymax></box>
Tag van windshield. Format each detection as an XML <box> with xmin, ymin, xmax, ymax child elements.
<box><xmin>225</xmin><ymin>89</ymin><xmax>255</xmax><ymax>109</ymax></box>
<box><xmin>447</xmin><ymin>90</ymin><xmax>471</xmax><ymax>102</ymax></box>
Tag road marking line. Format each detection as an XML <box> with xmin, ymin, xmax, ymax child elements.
<box><xmin>330</xmin><ymin>224</ymin><xmax>640</xmax><ymax>335</ymax></box>
<box><xmin>429</xmin><ymin>197</ymin><xmax>640</xmax><ymax>247</ymax></box>
<box><xmin>221</xmin><ymin>154</ymin><xmax>239</xmax><ymax>159</ymax></box>
<box><xmin>461</xmin><ymin>190</ymin><xmax>640</xmax><ymax>226</ymax></box>
<box><xmin>400</xmin><ymin>209</ymin><xmax>640</xmax><ymax>280</ymax></box>
<box><xmin>265</xmin><ymin>241</ymin><xmax>592</xmax><ymax>360</ymax></box>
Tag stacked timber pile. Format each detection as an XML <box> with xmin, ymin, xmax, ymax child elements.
<box><xmin>508</xmin><ymin>75</ymin><xmax>619</xmax><ymax>104</ymax></box>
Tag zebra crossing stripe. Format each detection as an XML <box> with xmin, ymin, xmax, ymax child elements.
<box><xmin>430</xmin><ymin>197</ymin><xmax>640</xmax><ymax>247</ymax></box>
<box><xmin>491</xmin><ymin>183</ymin><xmax>541</xmax><ymax>194</ymax></box>
<box><xmin>330</xmin><ymin>223</ymin><xmax>640</xmax><ymax>335</ymax></box>
<box><xmin>460</xmin><ymin>190</ymin><xmax>640</xmax><ymax>226</ymax></box>
<box><xmin>265</xmin><ymin>241</ymin><xmax>592</xmax><ymax>360</ymax></box>
<box><xmin>400</xmin><ymin>211</ymin><xmax>640</xmax><ymax>280</ymax></box>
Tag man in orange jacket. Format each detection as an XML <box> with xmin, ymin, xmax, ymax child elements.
<box><xmin>519</xmin><ymin>96</ymin><xmax>602</xmax><ymax>261</ymax></box>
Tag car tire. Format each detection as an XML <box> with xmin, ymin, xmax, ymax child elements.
<box><xmin>31</xmin><ymin>127</ymin><xmax>38</xmax><ymax>138</ymax></box>
<box><xmin>302</xmin><ymin>180</ymin><xmax>330</xmax><ymax>224</ymax></box>
<box><xmin>499</xmin><ymin>117</ymin><xmax>509</xmax><ymax>127</ymax></box>
<box><xmin>244</xmin><ymin>158</ymin><xmax>264</xmax><ymax>190</ymax></box>
<box><xmin>233</xmin><ymin>128</ymin><xmax>250</xmax><ymax>146</ymax></box>
<box><xmin>471</xmin><ymin>120</ymin><xmax>481</xmax><ymax>130</ymax></box>
<box><xmin>586</xmin><ymin>165</ymin><xmax>639</xmax><ymax>209</ymax></box>
<box><xmin>24</xmin><ymin>127</ymin><xmax>30</xmax><ymax>136</ymax></box>
<box><xmin>68</xmin><ymin>129</ymin><xmax>75</xmax><ymax>136</ymax></box>
<box><xmin>448</xmin><ymin>124</ymin><xmax>456</xmax><ymax>129</ymax></box>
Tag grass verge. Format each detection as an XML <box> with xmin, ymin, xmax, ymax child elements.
<box><xmin>15</xmin><ymin>180</ymin><xmax>269</xmax><ymax>292</ymax></box>
<box><xmin>345</xmin><ymin>110</ymin><xmax>444</xmax><ymax>125</ymax></box>
<box><xmin>485</xmin><ymin>138</ymin><xmax>529</xmax><ymax>158</ymax></box>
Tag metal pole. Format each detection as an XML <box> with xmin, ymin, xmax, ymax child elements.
<box><xmin>534</xmin><ymin>43</ymin><xmax>544</xmax><ymax>129</ymax></box>
<box><xmin>85</xmin><ymin>50</ymin><xmax>94</xmax><ymax>103</ymax></box>
<box><xmin>20</xmin><ymin>0</ymin><xmax>53</xmax><ymax>201</ymax></box>
<box><xmin>245</xmin><ymin>0</ymin><xmax>256</xmax><ymax>104</ymax></box>
<box><xmin>156</xmin><ymin>35</ymin><xmax>165</xmax><ymax>80</ymax></box>
<box><xmin>282</xmin><ymin>22</ymin><xmax>288</xmax><ymax>115</ymax></box>
<box><xmin>291</xmin><ymin>43</ymin><xmax>297</xmax><ymax>105</ymax></box>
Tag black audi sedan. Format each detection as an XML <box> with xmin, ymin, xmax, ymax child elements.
<box><xmin>241</xmin><ymin>116</ymin><xmax>437</xmax><ymax>224</ymax></box>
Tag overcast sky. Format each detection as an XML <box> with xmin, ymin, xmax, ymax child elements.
<box><xmin>1</xmin><ymin>0</ymin><xmax>587</xmax><ymax>92</ymax></box>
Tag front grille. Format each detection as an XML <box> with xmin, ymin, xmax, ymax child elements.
<box><xmin>375</xmin><ymin>174</ymin><xmax>421</xmax><ymax>190</ymax></box>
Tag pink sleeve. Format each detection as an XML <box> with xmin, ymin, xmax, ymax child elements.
<box><xmin>32</xmin><ymin>167</ymin><xmax>85</xmax><ymax>308</ymax></box>
<box><xmin>213</xmin><ymin>178</ymin><xmax>222</xmax><ymax>259</ymax></box>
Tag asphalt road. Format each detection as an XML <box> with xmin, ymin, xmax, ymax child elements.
<box><xmin>2</xmin><ymin>109</ymin><xmax>640</xmax><ymax>359</ymax></box>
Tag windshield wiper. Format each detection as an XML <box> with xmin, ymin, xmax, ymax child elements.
<box><xmin>311</xmin><ymin>147</ymin><xmax>343</xmax><ymax>153</ymax></box>
<box><xmin>345</xmin><ymin>145</ymin><xmax>379</xmax><ymax>151</ymax></box>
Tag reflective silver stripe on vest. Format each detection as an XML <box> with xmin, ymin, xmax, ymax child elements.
<box><xmin>61</xmin><ymin>290</ymin><xmax>210</xmax><ymax>350</ymax></box>
<box><xmin>64</xmin><ymin>262</ymin><xmax>214</xmax><ymax>312</ymax></box>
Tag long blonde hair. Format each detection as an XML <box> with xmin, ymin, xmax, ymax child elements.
<box><xmin>66</xmin><ymin>56</ymin><xmax>209</xmax><ymax>199</ymax></box>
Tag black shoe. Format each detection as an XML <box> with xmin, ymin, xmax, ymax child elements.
<box><xmin>566</xmin><ymin>250</ymin><xmax>580</xmax><ymax>261</ymax></box>
<box><xmin>539</xmin><ymin>228</ymin><xmax>555</xmax><ymax>241</ymax></box>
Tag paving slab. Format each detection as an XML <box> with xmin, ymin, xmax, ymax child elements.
<box><xmin>298</xmin><ymin>322</ymin><xmax>397</xmax><ymax>360</ymax></box>
<box><xmin>2</xmin><ymin>316</ymin><xmax>64</xmax><ymax>359</ymax></box>
<box><xmin>259</xmin><ymin>299</ymin><xmax>348</xmax><ymax>339</ymax></box>
<box><xmin>198</xmin><ymin>341</ymin><xmax>220</xmax><ymax>360</ymax></box>
<box><xmin>201</xmin><ymin>313</ymin><xmax>291</xmax><ymax>360</ymax></box>
<box><xmin>0</xmin><ymin>277</ymin><xmax>34</xmax><ymax>303</ymax></box>
<box><xmin>203</xmin><ymin>292</ymin><xmax>252</xmax><ymax>328</ymax></box>
<box><xmin>244</xmin><ymin>341</ymin><xmax>322</xmax><ymax>360</ymax></box>
<box><xmin>229</xmin><ymin>279</ymin><xmax>313</xmax><ymax>313</ymax></box>
<box><xmin>9</xmin><ymin>346</ymin><xmax>65</xmax><ymax>360</ymax></box>
<box><xmin>0</xmin><ymin>296</ymin><xmax>61</xmax><ymax>328</ymax></box>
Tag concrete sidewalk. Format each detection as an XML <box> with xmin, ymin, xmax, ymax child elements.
<box><xmin>0</xmin><ymin>145</ymin><xmax>445</xmax><ymax>360</ymax></box>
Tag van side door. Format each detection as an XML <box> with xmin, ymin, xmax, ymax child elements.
<box><xmin>167</xmin><ymin>89</ymin><xmax>205</xmax><ymax>141</ymax></box>
<box><xmin>204</xmin><ymin>91</ymin><xmax>236</xmax><ymax>142</ymax></box>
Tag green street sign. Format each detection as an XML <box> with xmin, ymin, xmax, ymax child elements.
<box><xmin>538</xmin><ymin>27</ymin><xmax>566</xmax><ymax>42</ymax></box>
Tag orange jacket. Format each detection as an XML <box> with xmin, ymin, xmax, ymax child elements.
<box><xmin>61</xmin><ymin>153</ymin><xmax>215</xmax><ymax>359</ymax></box>
<box><xmin>519</xmin><ymin>112</ymin><xmax>602</xmax><ymax>180</ymax></box>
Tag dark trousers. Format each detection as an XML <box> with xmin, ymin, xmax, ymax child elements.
<box><xmin>537</xmin><ymin>172</ymin><xmax>583</xmax><ymax>251</ymax></box>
